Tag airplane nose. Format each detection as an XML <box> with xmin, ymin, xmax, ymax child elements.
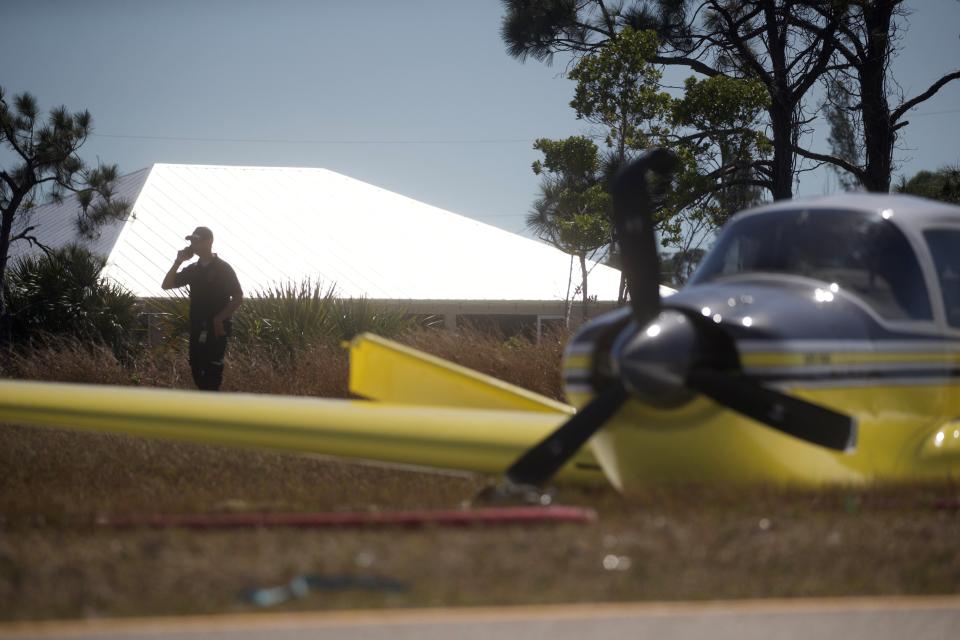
<box><xmin>612</xmin><ymin>310</ymin><xmax>700</xmax><ymax>408</ymax></box>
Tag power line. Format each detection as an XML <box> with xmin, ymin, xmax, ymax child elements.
<box><xmin>904</xmin><ymin>108</ymin><xmax>960</xmax><ymax>117</ymax></box>
<box><xmin>90</xmin><ymin>107</ymin><xmax>960</xmax><ymax>145</ymax></box>
<box><xmin>91</xmin><ymin>133</ymin><xmax>534</xmax><ymax>145</ymax></box>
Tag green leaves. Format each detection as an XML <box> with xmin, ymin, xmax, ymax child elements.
<box><xmin>528</xmin><ymin>134</ymin><xmax>612</xmax><ymax>317</ymax></box>
<box><xmin>527</xmin><ymin>135</ymin><xmax>611</xmax><ymax>317</ymax></box>
<box><xmin>227</xmin><ymin>279</ymin><xmax>417</xmax><ymax>358</ymax></box>
<box><xmin>544</xmin><ymin>24</ymin><xmax>769</xmax><ymax>269</ymax></box>
<box><xmin>896</xmin><ymin>165</ymin><xmax>960</xmax><ymax>205</ymax></box>
<box><xmin>568</xmin><ymin>28</ymin><xmax>672</xmax><ymax>154</ymax></box>
<box><xmin>667</xmin><ymin>74</ymin><xmax>770</xmax><ymax>229</ymax></box>
<box><xmin>532</xmin><ymin>136</ymin><xmax>601</xmax><ymax>182</ymax></box>
<box><xmin>532</xmin><ymin>137</ymin><xmax>611</xmax><ymax>247</ymax></box>
<box><xmin>13</xmin><ymin>92</ymin><xmax>38</xmax><ymax>121</ymax></box>
<box><xmin>6</xmin><ymin>244</ymin><xmax>138</xmax><ymax>352</ymax></box>
<box><xmin>75</xmin><ymin>163</ymin><xmax>130</xmax><ymax>238</ymax></box>
<box><xmin>501</xmin><ymin>0</ymin><xmax>582</xmax><ymax>62</ymax></box>
<box><xmin>556</xmin><ymin>206</ymin><xmax>611</xmax><ymax>250</ymax></box>
<box><xmin>1</xmin><ymin>86</ymin><xmax>129</xmax><ymax>308</ymax></box>
<box><xmin>672</xmin><ymin>75</ymin><xmax>768</xmax><ymax>132</ymax></box>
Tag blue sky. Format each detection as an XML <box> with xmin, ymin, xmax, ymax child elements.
<box><xmin>2</xmin><ymin>0</ymin><xmax>958</xmax><ymax>237</ymax></box>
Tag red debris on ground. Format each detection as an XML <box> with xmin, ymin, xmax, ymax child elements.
<box><xmin>98</xmin><ymin>505</ymin><xmax>597</xmax><ymax>529</ymax></box>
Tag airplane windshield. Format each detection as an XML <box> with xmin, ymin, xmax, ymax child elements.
<box><xmin>691</xmin><ymin>208</ymin><xmax>932</xmax><ymax>321</ymax></box>
<box><xmin>924</xmin><ymin>229</ymin><xmax>960</xmax><ymax>328</ymax></box>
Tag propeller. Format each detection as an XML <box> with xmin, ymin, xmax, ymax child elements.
<box><xmin>505</xmin><ymin>149</ymin><xmax>676</xmax><ymax>487</ymax></box>
<box><xmin>504</xmin><ymin>149</ymin><xmax>857</xmax><ymax>490</ymax></box>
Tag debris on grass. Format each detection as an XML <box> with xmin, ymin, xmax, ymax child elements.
<box><xmin>241</xmin><ymin>574</ymin><xmax>408</xmax><ymax>607</ymax></box>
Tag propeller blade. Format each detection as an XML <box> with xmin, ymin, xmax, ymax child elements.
<box><xmin>506</xmin><ymin>385</ymin><xmax>629</xmax><ymax>487</ymax></box>
<box><xmin>686</xmin><ymin>369</ymin><xmax>857</xmax><ymax>452</ymax></box>
<box><xmin>499</xmin><ymin>150</ymin><xmax>679</xmax><ymax>489</ymax></box>
<box><xmin>610</xmin><ymin>148</ymin><xmax>678</xmax><ymax>325</ymax></box>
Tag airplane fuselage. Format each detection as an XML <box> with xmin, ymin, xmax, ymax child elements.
<box><xmin>563</xmin><ymin>194</ymin><xmax>960</xmax><ymax>490</ymax></box>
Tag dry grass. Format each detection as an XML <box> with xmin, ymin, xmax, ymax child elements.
<box><xmin>1</xmin><ymin>330</ymin><xmax>959</xmax><ymax>621</ymax></box>
<box><xmin>1</xmin><ymin>336</ymin><xmax>351</xmax><ymax>397</ymax></box>
<box><xmin>0</xmin><ymin>326</ymin><xmax>564</xmax><ymax>400</ymax></box>
<box><xmin>400</xmin><ymin>325</ymin><xmax>569</xmax><ymax>401</ymax></box>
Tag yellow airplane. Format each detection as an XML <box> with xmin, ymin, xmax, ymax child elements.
<box><xmin>2</xmin><ymin>150</ymin><xmax>959</xmax><ymax>494</ymax></box>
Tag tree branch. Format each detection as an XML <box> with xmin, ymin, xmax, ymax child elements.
<box><xmin>891</xmin><ymin>119</ymin><xmax>909</xmax><ymax>133</ymax></box>
<box><xmin>811</xmin><ymin>3</ymin><xmax>869</xmax><ymax>61</ymax></box>
<box><xmin>788</xmin><ymin>12</ymin><xmax>860</xmax><ymax>65</ymax></box>
<box><xmin>711</xmin><ymin>3</ymin><xmax>771</xmax><ymax>88</ymax></box>
<box><xmin>791</xmin><ymin>144</ymin><xmax>865</xmax><ymax>181</ymax></box>
<box><xmin>648</xmin><ymin>54</ymin><xmax>722</xmax><ymax>77</ymax></box>
<box><xmin>670</xmin><ymin>127</ymin><xmax>761</xmax><ymax>143</ymax></box>
<box><xmin>0</xmin><ymin>122</ymin><xmax>33</xmax><ymax>168</ymax></box>
<box><xmin>890</xmin><ymin>70</ymin><xmax>960</xmax><ymax>123</ymax></box>
<box><xmin>790</xmin><ymin>13</ymin><xmax>840</xmax><ymax>99</ymax></box>
<box><xmin>0</xmin><ymin>170</ymin><xmax>18</xmax><ymax>193</ymax></box>
<box><xmin>9</xmin><ymin>227</ymin><xmax>53</xmax><ymax>256</ymax></box>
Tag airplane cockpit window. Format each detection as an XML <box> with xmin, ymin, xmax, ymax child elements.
<box><xmin>923</xmin><ymin>229</ymin><xmax>960</xmax><ymax>328</ymax></box>
<box><xmin>691</xmin><ymin>209</ymin><xmax>933</xmax><ymax>321</ymax></box>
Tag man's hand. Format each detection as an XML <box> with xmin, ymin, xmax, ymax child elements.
<box><xmin>162</xmin><ymin>249</ymin><xmax>192</xmax><ymax>290</ymax></box>
<box><xmin>212</xmin><ymin>316</ymin><xmax>226</xmax><ymax>338</ymax></box>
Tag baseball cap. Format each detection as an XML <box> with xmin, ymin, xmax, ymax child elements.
<box><xmin>185</xmin><ymin>226</ymin><xmax>214</xmax><ymax>242</ymax></box>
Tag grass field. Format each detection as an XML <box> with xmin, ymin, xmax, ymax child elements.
<box><xmin>1</xmin><ymin>331</ymin><xmax>959</xmax><ymax>621</ymax></box>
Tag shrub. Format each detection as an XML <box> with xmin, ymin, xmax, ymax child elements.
<box><xmin>232</xmin><ymin>279</ymin><xmax>338</xmax><ymax>354</ymax></box>
<box><xmin>896</xmin><ymin>165</ymin><xmax>960</xmax><ymax>204</ymax></box>
<box><xmin>217</xmin><ymin>279</ymin><xmax>419</xmax><ymax>354</ymax></box>
<box><xmin>148</xmin><ymin>296</ymin><xmax>191</xmax><ymax>345</ymax></box>
<box><xmin>331</xmin><ymin>296</ymin><xmax>417</xmax><ymax>342</ymax></box>
<box><xmin>6</xmin><ymin>244</ymin><xmax>138</xmax><ymax>352</ymax></box>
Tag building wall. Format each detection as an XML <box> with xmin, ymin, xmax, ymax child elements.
<box><xmin>136</xmin><ymin>297</ymin><xmax>623</xmax><ymax>344</ymax></box>
<box><xmin>368</xmin><ymin>299</ymin><xmax>621</xmax><ymax>336</ymax></box>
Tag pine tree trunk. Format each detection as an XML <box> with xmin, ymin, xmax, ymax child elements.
<box><xmin>769</xmin><ymin>94</ymin><xmax>796</xmax><ymax>201</ymax></box>
<box><xmin>579</xmin><ymin>253</ymin><xmax>589</xmax><ymax>322</ymax></box>
<box><xmin>859</xmin><ymin>1</ymin><xmax>895</xmax><ymax>192</ymax></box>
<box><xmin>0</xmin><ymin>204</ymin><xmax>18</xmax><ymax>344</ymax></box>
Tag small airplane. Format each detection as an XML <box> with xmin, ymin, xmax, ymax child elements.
<box><xmin>525</xmin><ymin>151</ymin><xmax>960</xmax><ymax>491</ymax></box>
<box><xmin>1</xmin><ymin>150</ymin><xmax>959</xmax><ymax>495</ymax></box>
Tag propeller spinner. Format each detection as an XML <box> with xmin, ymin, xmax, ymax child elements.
<box><xmin>505</xmin><ymin>149</ymin><xmax>857</xmax><ymax>489</ymax></box>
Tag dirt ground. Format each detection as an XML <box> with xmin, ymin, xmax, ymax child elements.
<box><xmin>2</xmin><ymin>423</ymin><xmax>959</xmax><ymax>622</ymax></box>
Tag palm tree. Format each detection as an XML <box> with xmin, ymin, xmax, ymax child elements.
<box><xmin>527</xmin><ymin>174</ymin><xmax>611</xmax><ymax>323</ymax></box>
<box><xmin>6</xmin><ymin>244</ymin><xmax>137</xmax><ymax>350</ymax></box>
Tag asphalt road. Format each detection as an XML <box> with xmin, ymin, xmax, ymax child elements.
<box><xmin>3</xmin><ymin>596</ymin><xmax>958</xmax><ymax>640</ymax></box>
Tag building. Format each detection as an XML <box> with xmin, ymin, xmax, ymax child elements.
<box><xmin>9</xmin><ymin>163</ymin><xmax>662</xmax><ymax>333</ymax></box>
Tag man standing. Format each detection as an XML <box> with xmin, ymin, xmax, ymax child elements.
<box><xmin>162</xmin><ymin>226</ymin><xmax>243</xmax><ymax>391</ymax></box>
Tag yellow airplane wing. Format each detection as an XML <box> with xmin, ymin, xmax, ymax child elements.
<box><xmin>0</xmin><ymin>378</ymin><xmax>603</xmax><ymax>484</ymax></box>
<box><xmin>348</xmin><ymin>333</ymin><xmax>574</xmax><ymax>414</ymax></box>
<box><xmin>347</xmin><ymin>332</ymin><xmax>602</xmax><ymax>477</ymax></box>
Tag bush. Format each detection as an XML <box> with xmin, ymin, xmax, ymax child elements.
<box><xmin>6</xmin><ymin>244</ymin><xmax>138</xmax><ymax>352</ymax></box>
<box><xmin>896</xmin><ymin>165</ymin><xmax>960</xmax><ymax>204</ymax></box>
<box><xmin>232</xmin><ymin>279</ymin><xmax>338</xmax><ymax>354</ymax></box>
<box><xmin>331</xmin><ymin>296</ymin><xmax>418</xmax><ymax>342</ymax></box>
<box><xmin>148</xmin><ymin>296</ymin><xmax>191</xmax><ymax>345</ymax></box>
<box><xmin>150</xmin><ymin>278</ymin><xmax>421</xmax><ymax>360</ymax></box>
<box><xmin>225</xmin><ymin>279</ymin><xmax>419</xmax><ymax>354</ymax></box>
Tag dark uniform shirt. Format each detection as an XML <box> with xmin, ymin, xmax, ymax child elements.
<box><xmin>173</xmin><ymin>256</ymin><xmax>242</xmax><ymax>335</ymax></box>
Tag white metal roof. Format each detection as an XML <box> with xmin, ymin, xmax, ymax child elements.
<box><xmin>9</xmin><ymin>163</ymin><xmax>641</xmax><ymax>301</ymax></box>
